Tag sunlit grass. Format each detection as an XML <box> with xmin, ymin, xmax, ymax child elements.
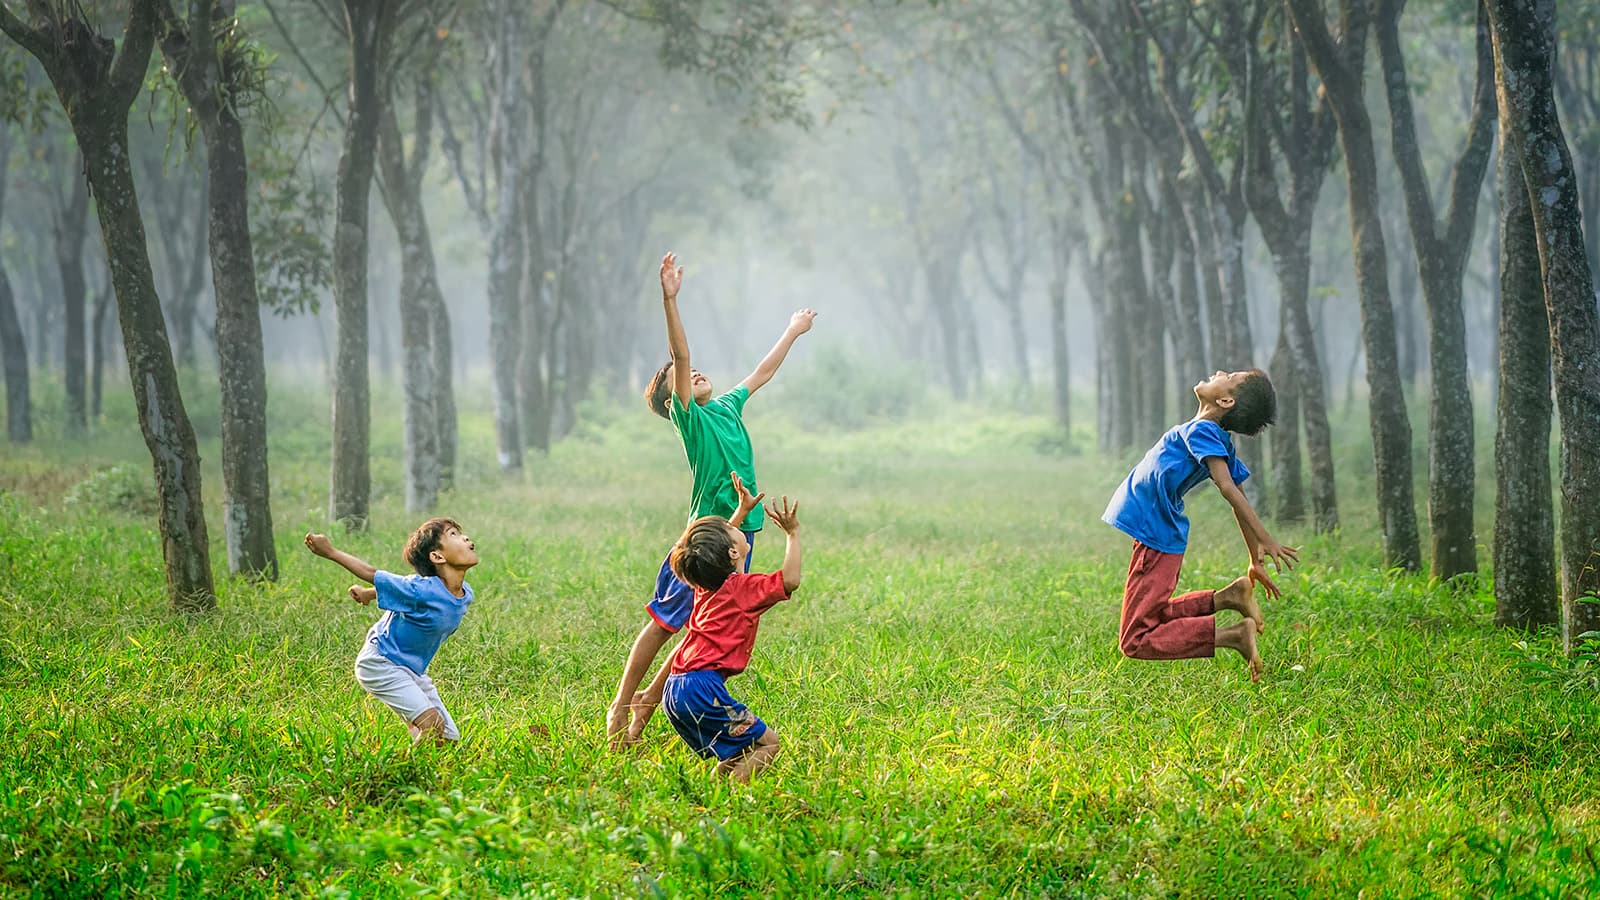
<box><xmin>0</xmin><ymin>376</ymin><xmax>1594</xmax><ymax>896</ymax></box>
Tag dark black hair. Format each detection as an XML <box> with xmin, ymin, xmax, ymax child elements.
<box><xmin>404</xmin><ymin>517</ymin><xmax>463</xmax><ymax>577</ymax></box>
<box><xmin>644</xmin><ymin>361</ymin><xmax>674</xmax><ymax>419</ymax></box>
<box><xmin>1219</xmin><ymin>369</ymin><xmax>1276</xmax><ymax>436</ymax></box>
<box><xmin>670</xmin><ymin>516</ymin><xmax>738</xmax><ymax>591</ymax></box>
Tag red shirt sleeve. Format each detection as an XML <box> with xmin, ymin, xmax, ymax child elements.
<box><xmin>737</xmin><ymin>570</ymin><xmax>790</xmax><ymax>614</ymax></box>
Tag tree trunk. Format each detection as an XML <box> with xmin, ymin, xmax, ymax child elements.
<box><xmin>89</xmin><ymin>281</ymin><xmax>111</xmax><ymax>422</ymax></box>
<box><xmin>204</xmin><ymin>112</ymin><xmax>278</xmax><ymax>578</ymax></box>
<box><xmin>1487</xmin><ymin>0</ymin><xmax>1600</xmax><ymax>647</ymax></box>
<box><xmin>0</xmin><ymin>260</ymin><xmax>30</xmax><ymax>443</ymax></box>
<box><xmin>1288</xmin><ymin>0</ymin><xmax>1422</xmax><ymax>572</ymax></box>
<box><xmin>1281</xmin><ymin>246</ymin><xmax>1340</xmax><ymax>532</ymax></box>
<box><xmin>1377</xmin><ymin>0</ymin><xmax>1494</xmax><ymax>581</ymax></box>
<box><xmin>1268</xmin><ymin>324</ymin><xmax>1306</xmax><ymax>523</ymax></box>
<box><xmin>377</xmin><ymin>100</ymin><xmax>441</xmax><ymax>513</ymax></box>
<box><xmin>329</xmin><ymin>0</ymin><xmax>391</xmax><ymax>527</ymax></box>
<box><xmin>1493</xmin><ymin>126</ymin><xmax>1558</xmax><ymax>629</ymax></box>
<box><xmin>84</xmin><ymin>117</ymin><xmax>215</xmax><ymax>610</ymax></box>
<box><xmin>54</xmin><ymin>172</ymin><xmax>89</xmax><ymax>437</ymax></box>
<box><xmin>1048</xmin><ymin>224</ymin><xmax>1073</xmax><ymax>438</ymax></box>
<box><xmin>0</xmin><ymin>133</ymin><xmax>31</xmax><ymax>443</ymax></box>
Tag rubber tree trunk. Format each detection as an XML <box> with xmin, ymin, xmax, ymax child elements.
<box><xmin>1377</xmin><ymin>0</ymin><xmax>1495</xmax><ymax>581</ymax></box>
<box><xmin>1487</xmin><ymin>0</ymin><xmax>1600</xmax><ymax>648</ymax></box>
<box><xmin>1288</xmin><ymin>0</ymin><xmax>1422</xmax><ymax>572</ymax></box>
<box><xmin>54</xmin><ymin>172</ymin><xmax>89</xmax><ymax>437</ymax></box>
<box><xmin>377</xmin><ymin>103</ymin><xmax>442</xmax><ymax>513</ymax></box>
<box><xmin>204</xmin><ymin>111</ymin><xmax>278</xmax><ymax>578</ymax></box>
<box><xmin>0</xmin><ymin>133</ymin><xmax>32</xmax><ymax>443</ymax></box>
<box><xmin>329</xmin><ymin>0</ymin><xmax>391</xmax><ymax>527</ymax></box>
<box><xmin>1493</xmin><ymin>126</ymin><xmax>1558</xmax><ymax>629</ymax></box>
<box><xmin>86</xmin><ymin>121</ymin><xmax>215</xmax><ymax>609</ymax></box>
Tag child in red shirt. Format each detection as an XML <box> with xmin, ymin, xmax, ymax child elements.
<box><xmin>662</xmin><ymin>490</ymin><xmax>802</xmax><ymax>782</ymax></box>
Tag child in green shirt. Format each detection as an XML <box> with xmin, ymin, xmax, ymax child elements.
<box><xmin>606</xmin><ymin>251</ymin><xmax>815</xmax><ymax>747</ymax></box>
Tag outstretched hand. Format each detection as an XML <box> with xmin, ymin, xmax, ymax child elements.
<box><xmin>660</xmin><ymin>252</ymin><xmax>683</xmax><ymax>300</ymax></box>
<box><xmin>766</xmin><ymin>496</ymin><xmax>801</xmax><ymax>534</ymax></box>
<box><xmin>731</xmin><ymin>471</ymin><xmax>765</xmax><ymax>517</ymax></box>
<box><xmin>788</xmin><ymin>308</ymin><xmax>817</xmax><ymax>335</ymax></box>
<box><xmin>304</xmin><ymin>532</ymin><xmax>334</xmax><ymax>558</ymax></box>
<box><xmin>1258</xmin><ymin>538</ymin><xmax>1300</xmax><ymax>573</ymax></box>
<box><xmin>349</xmin><ymin>584</ymin><xmax>375</xmax><ymax>605</ymax></box>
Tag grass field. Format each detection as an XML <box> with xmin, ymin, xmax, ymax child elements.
<box><xmin>0</xmin><ymin>375</ymin><xmax>1596</xmax><ymax>897</ymax></box>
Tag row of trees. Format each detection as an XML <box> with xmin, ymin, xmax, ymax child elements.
<box><xmin>1</xmin><ymin>0</ymin><xmax>1597</xmax><ymax>651</ymax></box>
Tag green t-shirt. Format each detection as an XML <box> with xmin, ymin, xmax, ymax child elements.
<box><xmin>669</xmin><ymin>384</ymin><xmax>763</xmax><ymax>531</ymax></box>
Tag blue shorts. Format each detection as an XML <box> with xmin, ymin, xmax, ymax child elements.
<box><xmin>646</xmin><ymin>530</ymin><xmax>756</xmax><ymax>632</ymax></box>
<box><xmin>663</xmin><ymin>669</ymin><xmax>767</xmax><ymax>761</ymax></box>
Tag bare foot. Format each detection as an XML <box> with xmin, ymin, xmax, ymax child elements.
<box><xmin>1216</xmin><ymin>618</ymin><xmax>1263</xmax><ymax>682</ymax></box>
<box><xmin>1215</xmin><ymin>575</ymin><xmax>1264</xmax><ymax>633</ymax></box>
<box><xmin>606</xmin><ymin>701</ymin><xmax>633</xmax><ymax>749</ymax></box>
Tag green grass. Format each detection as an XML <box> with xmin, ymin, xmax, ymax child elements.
<box><xmin>0</xmin><ymin>376</ymin><xmax>1595</xmax><ymax>897</ymax></box>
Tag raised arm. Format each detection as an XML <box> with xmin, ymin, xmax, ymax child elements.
<box><xmin>304</xmin><ymin>532</ymin><xmax>378</xmax><ymax>584</ymax></box>
<box><xmin>660</xmin><ymin>252</ymin><xmax>692</xmax><ymax>406</ymax></box>
<box><xmin>766</xmin><ymin>496</ymin><xmax>803</xmax><ymax>594</ymax></box>
<box><xmin>740</xmin><ymin>309</ymin><xmax>817</xmax><ymax>396</ymax></box>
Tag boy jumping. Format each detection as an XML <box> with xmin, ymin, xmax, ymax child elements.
<box><xmin>305</xmin><ymin>519</ymin><xmax>478</xmax><ymax>744</ymax></box>
<box><xmin>663</xmin><ymin>488</ymin><xmax>802</xmax><ymax>782</ymax></box>
<box><xmin>606</xmin><ymin>251</ymin><xmax>815</xmax><ymax>746</ymax></box>
<box><xmin>1102</xmin><ymin>369</ymin><xmax>1298</xmax><ymax>681</ymax></box>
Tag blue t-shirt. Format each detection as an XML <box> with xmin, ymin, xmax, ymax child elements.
<box><xmin>367</xmin><ymin>570</ymin><xmax>473</xmax><ymax>674</ymax></box>
<box><xmin>1102</xmin><ymin>419</ymin><xmax>1250</xmax><ymax>554</ymax></box>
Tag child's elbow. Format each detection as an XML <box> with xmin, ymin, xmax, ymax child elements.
<box><xmin>783</xmin><ymin>576</ymin><xmax>802</xmax><ymax>595</ymax></box>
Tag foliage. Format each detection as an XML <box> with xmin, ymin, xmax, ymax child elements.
<box><xmin>0</xmin><ymin>380</ymin><xmax>1597</xmax><ymax>895</ymax></box>
<box><xmin>765</xmin><ymin>345</ymin><xmax>929</xmax><ymax>429</ymax></box>
<box><xmin>63</xmin><ymin>464</ymin><xmax>160</xmax><ymax>517</ymax></box>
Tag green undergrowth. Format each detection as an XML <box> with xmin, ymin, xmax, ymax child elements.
<box><xmin>0</xmin><ymin>378</ymin><xmax>1593</xmax><ymax>897</ymax></box>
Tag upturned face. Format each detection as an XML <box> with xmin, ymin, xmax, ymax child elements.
<box><xmin>1194</xmin><ymin>369</ymin><xmax>1250</xmax><ymax>405</ymax></box>
<box><xmin>690</xmin><ymin>368</ymin><xmax>713</xmax><ymax>404</ymax></box>
<box><xmin>723</xmin><ymin>522</ymin><xmax>746</xmax><ymax>568</ymax></box>
<box><xmin>433</xmin><ymin>526</ymin><xmax>478</xmax><ymax>570</ymax></box>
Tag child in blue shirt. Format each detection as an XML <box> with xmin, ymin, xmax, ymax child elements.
<box><xmin>1102</xmin><ymin>369</ymin><xmax>1298</xmax><ymax>680</ymax></box>
<box><xmin>305</xmin><ymin>518</ymin><xmax>477</xmax><ymax>744</ymax></box>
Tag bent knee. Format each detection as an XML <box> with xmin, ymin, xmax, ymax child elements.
<box><xmin>1119</xmin><ymin>635</ymin><xmax>1155</xmax><ymax>660</ymax></box>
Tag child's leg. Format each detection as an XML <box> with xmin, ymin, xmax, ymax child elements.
<box><xmin>355</xmin><ymin>648</ymin><xmax>452</xmax><ymax>743</ymax></box>
<box><xmin>610</xmin><ymin>553</ymin><xmax>697</xmax><ymax>744</ymax></box>
<box><xmin>626</xmin><ymin>659</ymin><xmax>674</xmax><ymax>742</ymax></box>
<box><xmin>717</xmin><ymin>728</ymin><xmax>780</xmax><ymax>783</ymax></box>
<box><xmin>1118</xmin><ymin>544</ymin><xmax>1217</xmax><ymax>660</ymax></box>
<box><xmin>607</xmin><ymin>621</ymin><xmax>674</xmax><ymax>742</ymax></box>
<box><xmin>414</xmin><ymin>672</ymin><xmax>461</xmax><ymax>743</ymax></box>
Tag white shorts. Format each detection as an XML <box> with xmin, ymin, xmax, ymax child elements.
<box><xmin>354</xmin><ymin>642</ymin><xmax>460</xmax><ymax>740</ymax></box>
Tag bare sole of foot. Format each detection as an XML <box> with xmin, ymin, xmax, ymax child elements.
<box><xmin>1218</xmin><ymin>575</ymin><xmax>1264</xmax><ymax>633</ymax></box>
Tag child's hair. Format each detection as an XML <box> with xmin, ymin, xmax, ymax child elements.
<box><xmin>404</xmin><ymin>517</ymin><xmax>462</xmax><ymax>577</ymax></box>
<box><xmin>1219</xmin><ymin>369</ymin><xmax>1277</xmax><ymax>436</ymax></box>
<box><xmin>670</xmin><ymin>516</ymin><xmax>738</xmax><ymax>591</ymax></box>
<box><xmin>644</xmin><ymin>361</ymin><xmax>674</xmax><ymax>419</ymax></box>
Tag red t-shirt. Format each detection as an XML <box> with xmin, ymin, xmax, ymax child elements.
<box><xmin>669</xmin><ymin>571</ymin><xmax>791</xmax><ymax>677</ymax></box>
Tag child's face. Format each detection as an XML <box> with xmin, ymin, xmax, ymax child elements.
<box><xmin>1194</xmin><ymin>370</ymin><xmax>1250</xmax><ymax>405</ymax></box>
<box><xmin>432</xmin><ymin>526</ymin><xmax>478</xmax><ymax>571</ymax></box>
<box><xmin>723</xmin><ymin>523</ymin><xmax>746</xmax><ymax>568</ymax></box>
<box><xmin>689</xmin><ymin>368</ymin><xmax>713</xmax><ymax>404</ymax></box>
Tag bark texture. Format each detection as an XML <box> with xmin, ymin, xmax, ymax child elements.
<box><xmin>1288</xmin><ymin>0</ymin><xmax>1422</xmax><ymax>572</ymax></box>
<box><xmin>1493</xmin><ymin>126</ymin><xmax>1558</xmax><ymax>629</ymax></box>
<box><xmin>1486</xmin><ymin>0</ymin><xmax>1600</xmax><ymax>647</ymax></box>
